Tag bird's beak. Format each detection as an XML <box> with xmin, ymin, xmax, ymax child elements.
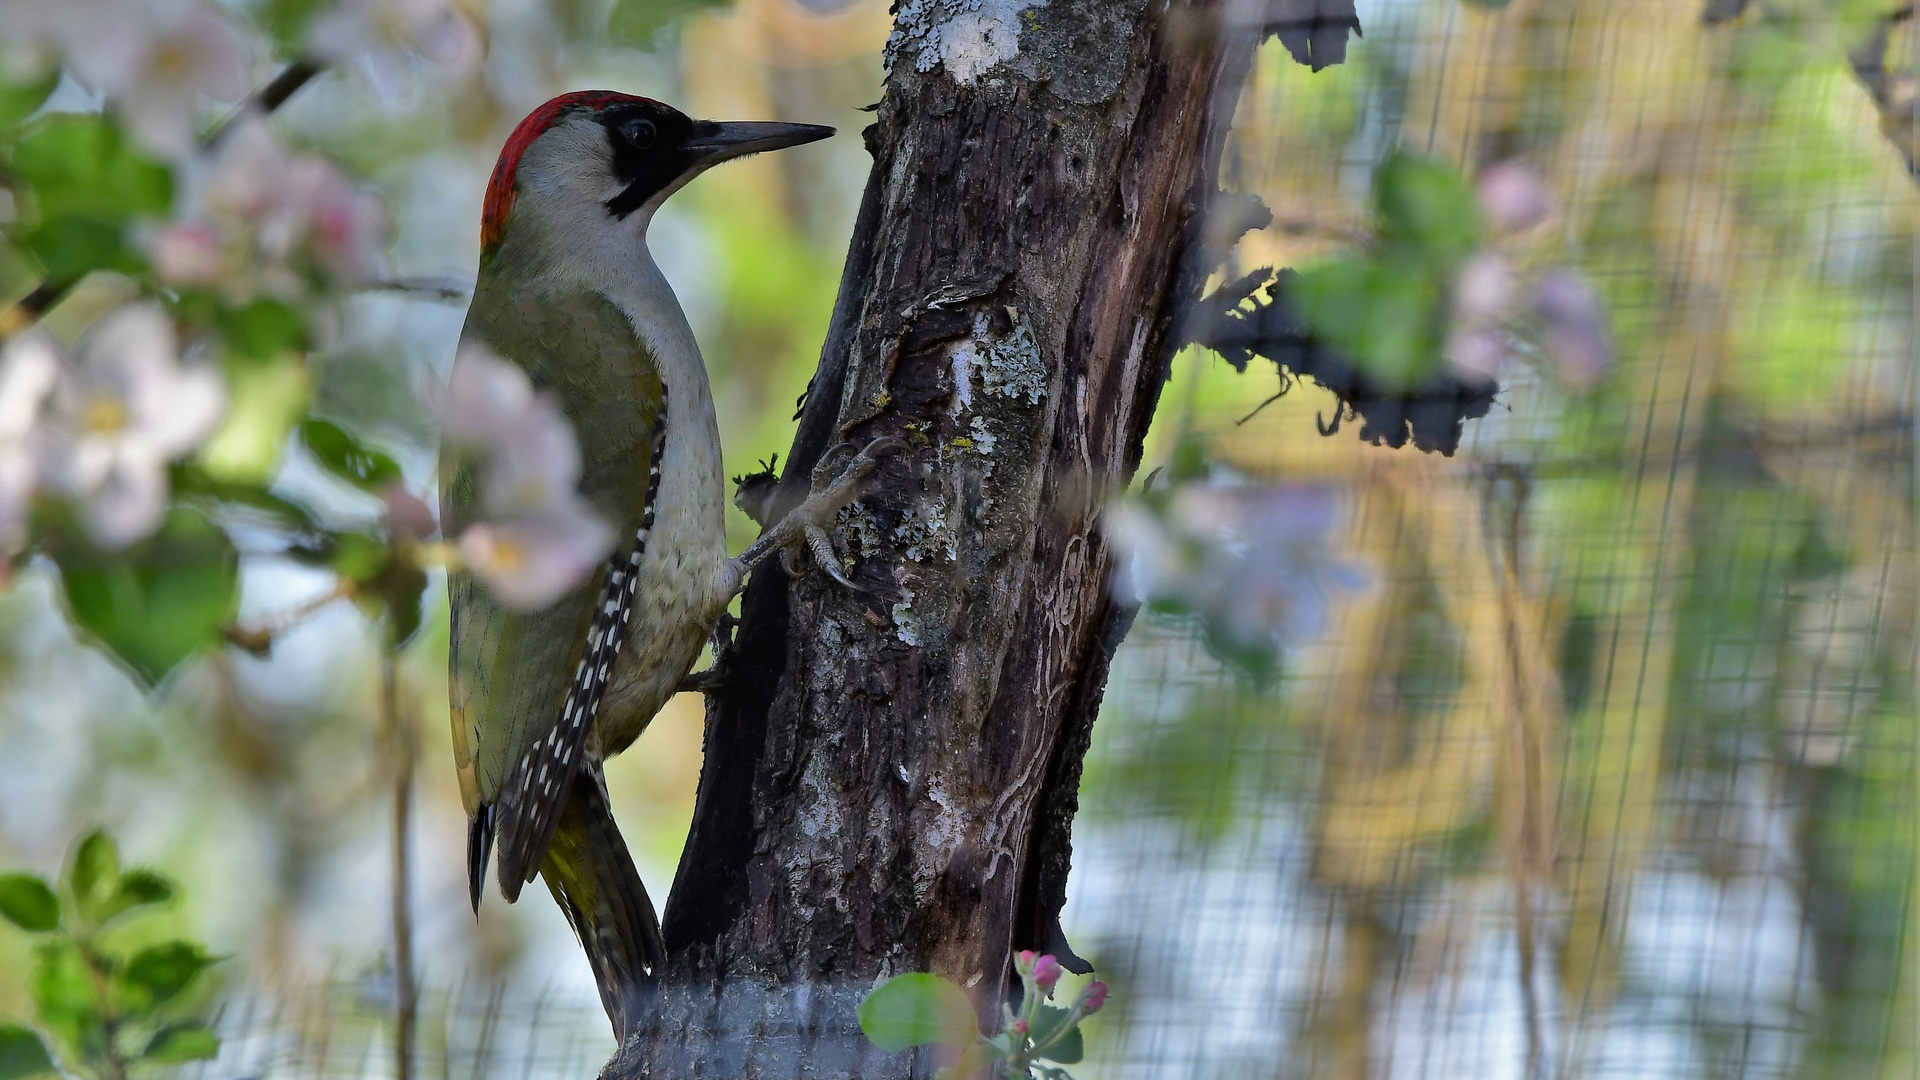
<box><xmin>686</xmin><ymin>121</ymin><xmax>835</xmax><ymax>168</ymax></box>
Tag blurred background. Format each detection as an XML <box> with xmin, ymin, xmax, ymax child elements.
<box><xmin>0</xmin><ymin>0</ymin><xmax>1914</xmax><ymax>1077</ymax></box>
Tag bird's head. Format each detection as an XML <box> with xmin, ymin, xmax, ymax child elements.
<box><xmin>480</xmin><ymin>92</ymin><xmax>832</xmax><ymax>256</ymax></box>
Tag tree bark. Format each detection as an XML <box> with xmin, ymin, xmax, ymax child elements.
<box><xmin>614</xmin><ymin>0</ymin><xmax>1257</xmax><ymax>1073</ymax></box>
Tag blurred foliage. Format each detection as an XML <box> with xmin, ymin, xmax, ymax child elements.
<box><xmin>1288</xmin><ymin>153</ymin><xmax>1479</xmax><ymax>388</ymax></box>
<box><xmin>45</xmin><ymin>509</ymin><xmax>239</xmax><ymax>688</ymax></box>
<box><xmin>7</xmin><ymin>117</ymin><xmax>171</xmax><ymax>286</ymax></box>
<box><xmin>859</xmin><ymin>955</ymin><xmax>1105</xmax><ymax>1080</ymax></box>
<box><xmin>0</xmin><ymin>829</ymin><xmax>220</xmax><ymax>1080</ymax></box>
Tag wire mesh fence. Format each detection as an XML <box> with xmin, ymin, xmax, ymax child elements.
<box><xmin>1</xmin><ymin>1</ymin><xmax>1912</xmax><ymax>1079</ymax></box>
<box><xmin>1058</xmin><ymin>1</ymin><xmax>1919</xmax><ymax>1076</ymax></box>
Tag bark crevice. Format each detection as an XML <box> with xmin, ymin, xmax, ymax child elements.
<box><xmin>631</xmin><ymin>0</ymin><xmax>1261</xmax><ymax>1071</ymax></box>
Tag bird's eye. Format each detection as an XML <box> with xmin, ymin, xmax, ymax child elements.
<box><xmin>623</xmin><ymin>119</ymin><xmax>656</xmax><ymax>149</ymax></box>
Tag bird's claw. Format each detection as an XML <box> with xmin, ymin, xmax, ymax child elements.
<box><xmin>775</xmin><ymin>434</ymin><xmax>902</xmax><ymax>591</ymax></box>
<box><xmin>808</xmin><ymin>435</ymin><xmax>905</xmax><ymax>509</ymax></box>
<box><xmin>805</xmin><ymin>522</ymin><xmax>863</xmax><ymax>592</ymax></box>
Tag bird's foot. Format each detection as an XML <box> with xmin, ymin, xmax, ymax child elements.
<box><xmin>719</xmin><ymin>436</ymin><xmax>903</xmax><ymax>599</ymax></box>
<box><xmin>782</xmin><ymin>436</ymin><xmax>904</xmax><ymax>590</ymax></box>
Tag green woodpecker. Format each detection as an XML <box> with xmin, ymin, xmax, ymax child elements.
<box><xmin>442</xmin><ymin>92</ymin><xmax>882</xmax><ymax>1034</ymax></box>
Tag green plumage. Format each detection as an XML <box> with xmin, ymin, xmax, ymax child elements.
<box><xmin>444</xmin><ymin>240</ymin><xmax>669</xmax><ymax>1026</ymax></box>
<box><xmin>445</xmin><ymin>269</ymin><xmax>664</xmax><ymax>824</ymax></box>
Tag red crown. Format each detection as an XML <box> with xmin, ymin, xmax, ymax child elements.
<box><xmin>481</xmin><ymin>91</ymin><xmax>658</xmax><ymax>252</ymax></box>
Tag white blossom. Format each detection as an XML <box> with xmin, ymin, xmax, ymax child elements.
<box><xmin>457</xmin><ymin>509</ymin><xmax>614</xmax><ymax>610</ymax></box>
<box><xmin>40</xmin><ymin>303</ymin><xmax>225</xmax><ymax>548</ymax></box>
<box><xmin>307</xmin><ymin>0</ymin><xmax>481</xmax><ymax>100</ymax></box>
<box><xmin>439</xmin><ymin>343</ymin><xmax>615</xmax><ymax>610</ymax></box>
<box><xmin>0</xmin><ymin>334</ymin><xmax>58</xmax><ymax>550</ymax></box>
<box><xmin>0</xmin><ymin>0</ymin><xmax>251</xmax><ymax>158</ymax></box>
<box><xmin>1110</xmin><ymin>480</ymin><xmax>1363</xmax><ymax>655</ymax></box>
<box><xmin>1446</xmin><ymin>251</ymin><xmax>1516</xmax><ymax>380</ymax></box>
<box><xmin>141</xmin><ymin>219</ymin><xmax>228</xmax><ymax>285</ymax></box>
<box><xmin>145</xmin><ymin>114</ymin><xmax>390</xmax><ymax>294</ymax></box>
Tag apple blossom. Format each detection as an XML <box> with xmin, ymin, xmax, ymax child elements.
<box><xmin>0</xmin><ymin>334</ymin><xmax>58</xmax><ymax>550</ymax></box>
<box><xmin>1031</xmin><ymin>954</ymin><xmax>1063</xmax><ymax>991</ymax></box>
<box><xmin>306</xmin><ymin>0</ymin><xmax>481</xmax><ymax>100</ymax></box>
<box><xmin>1446</xmin><ymin>251</ymin><xmax>1517</xmax><ymax>380</ymax></box>
<box><xmin>1476</xmin><ymin>161</ymin><xmax>1552</xmax><ymax>235</ymax></box>
<box><xmin>0</xmin><ymin>0</ymin><xmax>250</xmax><ymax>158</ymax></box>
<box><xmin>1111</xmin><ymin>480</ymin><xmax>1362</xmax><ymax>655</ymax></box>
<box><xmin>1079</xmin><ymin>981</ymin><xmax>1108</xmax><ymax>1014</ymax></box>
<box><xmin>1535</xmin><ymin>269</ymin><xmax>1615</xmax><ymax>387</ymax></box>
<box><xmin>39</xmin><ymin>304</ymin><xmax>225</xmax><ymax>548</ymax></box>
<box><xmin>438</xmin><ymin>343</ymin><xmax>616</xmax><ymax>609</ymax></box>
<box><xmin>147</xmin><ymin>113</ymin><xmax>391</xmax><ymax>295</ymax></box>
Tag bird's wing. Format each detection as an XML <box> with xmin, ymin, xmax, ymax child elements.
<box><xmin>446</xmin><ymin>276</ymin><xmax>665</xmax><ymax>907</ymax></box>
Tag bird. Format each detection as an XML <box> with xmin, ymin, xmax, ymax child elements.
<box><xmin>440</xmin><ymin>92</ymin><xmax>889</xmax><ymax>1037</ymax></box>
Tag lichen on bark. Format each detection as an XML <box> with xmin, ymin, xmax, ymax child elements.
<box><xmin>613</xmin><ymin>0</ymin><xmax>1263</xmax><ymax>1072</ymax></box>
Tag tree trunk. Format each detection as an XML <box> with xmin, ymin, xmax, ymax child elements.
<box><xmin>614</xmin><ymin>0</ymin><xmax>1256</xmax><ymax>1072</ymax></box>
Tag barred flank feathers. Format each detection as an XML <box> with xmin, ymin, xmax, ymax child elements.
<box><xmin>494</xmin><ymin>384</ymin><xmax>670</xmax><ymax>901</ymax></box>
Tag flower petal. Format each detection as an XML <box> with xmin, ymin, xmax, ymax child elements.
<box><xmin>458</xmin><ymin>501</ymin><xmax>615</xmax><ymax>610</ymax></box>
<box><xmin>1534</xmin><ymin>269</ymin><xmax>1614</xmax><ymax>387</ymax></box>
<box><xmin>80</xmin><ymin>448</ymin><xmax>169</xmax><ymax>549</ymax></box>
<box><xmin>1476</xmin><ymin>162</ymin><xmax>1552</xmax><ymax>235</ymax></box>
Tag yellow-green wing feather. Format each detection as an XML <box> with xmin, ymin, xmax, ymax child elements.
<box><xmin>445</xmin><ymin>272</ymin><xmax>665</xmax><ymax>906</ymax></box>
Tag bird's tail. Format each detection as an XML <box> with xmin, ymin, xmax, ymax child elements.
<box><xmin>538</xmin><ymin>765</ymin><xmax>665</xmax><ymax>1042</ymax></box>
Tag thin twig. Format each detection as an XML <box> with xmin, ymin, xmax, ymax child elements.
<box><xmin>369</xmin><ymin>276</ymin><xmax>473</xmax><ymax>302</ymax></box>
<box><xmin>378</xmin><ymin>639</ymin><xmax>418</xmax><ymax>1080</ymax></box>
<box><xmin>222</xmin><ymin>581</ymin><xmax>355</xmax><ymax>655</ymax></box>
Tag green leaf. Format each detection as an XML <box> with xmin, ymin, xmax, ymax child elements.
<box><xmin>67</xmin><ymin>830</ymin><xmax>119</xmax><ymax>915</ymax></box>
<box><xmin>301</xmin><ymin>419</ymin><xmax>401</xmax><ymax>492</ymax></box>
<box><xmin>0</xmin><ymin>71</ymin><xmax>57</xmax><ymax>135</ymax></box>
<box><xmin>22</xmin><ymin>216</ymin><xmax>142</xmax><ymax>283</ymax></box>
<box><xmin>0</xmin><ymin>1023</ymin><xmax>57</xmax><ymax>1080</ymax></box>
<box><xmin>94</xmin><ymin>869</ymin><xmax>175</xmax><ymax>927</ymax></box>
<box><xmin>52</xmin><ymin>508</ymin><xmax>240</xmax><ymax>687</ymax></box>
<box><xmin>218</xmin><ymin>298</ymin><xmax>308</xmax><ymax>362</ymax></box>
<box><xmin>0</xmin><ymin>875</ymin><xmax>60</xmax><ymax>933</ymax></box>
<box><xmin>1373</xmin><ymin>152</ymin><xmax>1481</xmax><ymax>272</ymax></box>
<box><xmin>1029</xmin><ymin>1005</ymin><xmax>1083</xmax><ymax>1064</ymax></box>
<box><xmin>1290</xmin><ymin>255</ymin><xmax>1441</xmax><ymax>389</ymax></box>
<box><xmin>328</xmin><ymin>531</ymin><xmax>388</xmax><ymax>584</ymax></box>
<box><xmin>141</xmin><ymin>1021</ymin><xmax>218</xmax><ymax>1064</ymax></box>
<box><xmin>9</xmin><ymin>116</ymin><xmax>171</xmax><ymax>219</ymax></box>
<box><xmin>376</xmin><ymin>562</ymin><xmax>428</xmax><ymax>649</ymax></box>
<box><xmin>857</xmin><ymin>973</ymin><xmax>979</xmax><ymax>1052</ymax></box>
<box><xmin>30</xmin><ymin>942</ymin><xmax>102</xmax><ymax>1057</ymax></box>
<box><xmin>120</xmin><ymin>941</ymin><xmax>214</xmax><ymax>1015</ymax></box>
<box><xmin>170</xmin><ymin>468</ymin><xmax>322</xmax><ymax>535</ymax></box>
<box><xmin>9</xmin><ymin>115</ymin><xmax>172</xmax><ymax>287</ymax></box>
<box><xmin>608</xmin><ymin>0</ymin><xmax>729</xmax><ymax>46</ymax></box>
<box><xmin>255</xmin><ymin>0</ymin><xmax>331</xmax><ymax>52</ymax></box>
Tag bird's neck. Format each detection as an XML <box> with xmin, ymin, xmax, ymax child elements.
<box><xmin>590</xmin><ymin>242</ymin><xmax>703</xmax><ymax>395</ymax></box>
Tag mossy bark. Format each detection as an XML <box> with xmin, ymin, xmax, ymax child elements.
<box><xmin>612</xmin><ymin>0</ymin><xmax>1257</xmax><ymax>1073</ymax></box>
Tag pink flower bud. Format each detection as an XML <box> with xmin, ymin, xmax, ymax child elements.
<box><xmin>1476</xmin><ymin>162</ymin><xmax>1552</xmax><ymax>234</ymax></box>
<box><xmin>1081</xmin><ymin>982</ymin><xmax>1109</xmax><ymax>1014</ymax></box>
<box><xmin>1015</xmin><ymin>950</ymin><xmax>1036</xmax><ymax>974</ymax></box>
<box><xmin>1010</xmin><ymin>1018</ymin><xmax>1029</xmax><ymax>1036</ymax></box>
<box><xmin>383</xmin><ymin>485</ymin><xmax>438</xmax><ymax>542</ymax></box>
<box><xmin>1032</xmin><ymin>954</ymin><xmax>1063</xmax><ymax>990</ymax></box>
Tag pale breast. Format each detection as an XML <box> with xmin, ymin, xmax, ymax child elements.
<box><xmin>594</xmin><ymin>339</ymin><xmax>730</xmax><ymax>757</ymax></box>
